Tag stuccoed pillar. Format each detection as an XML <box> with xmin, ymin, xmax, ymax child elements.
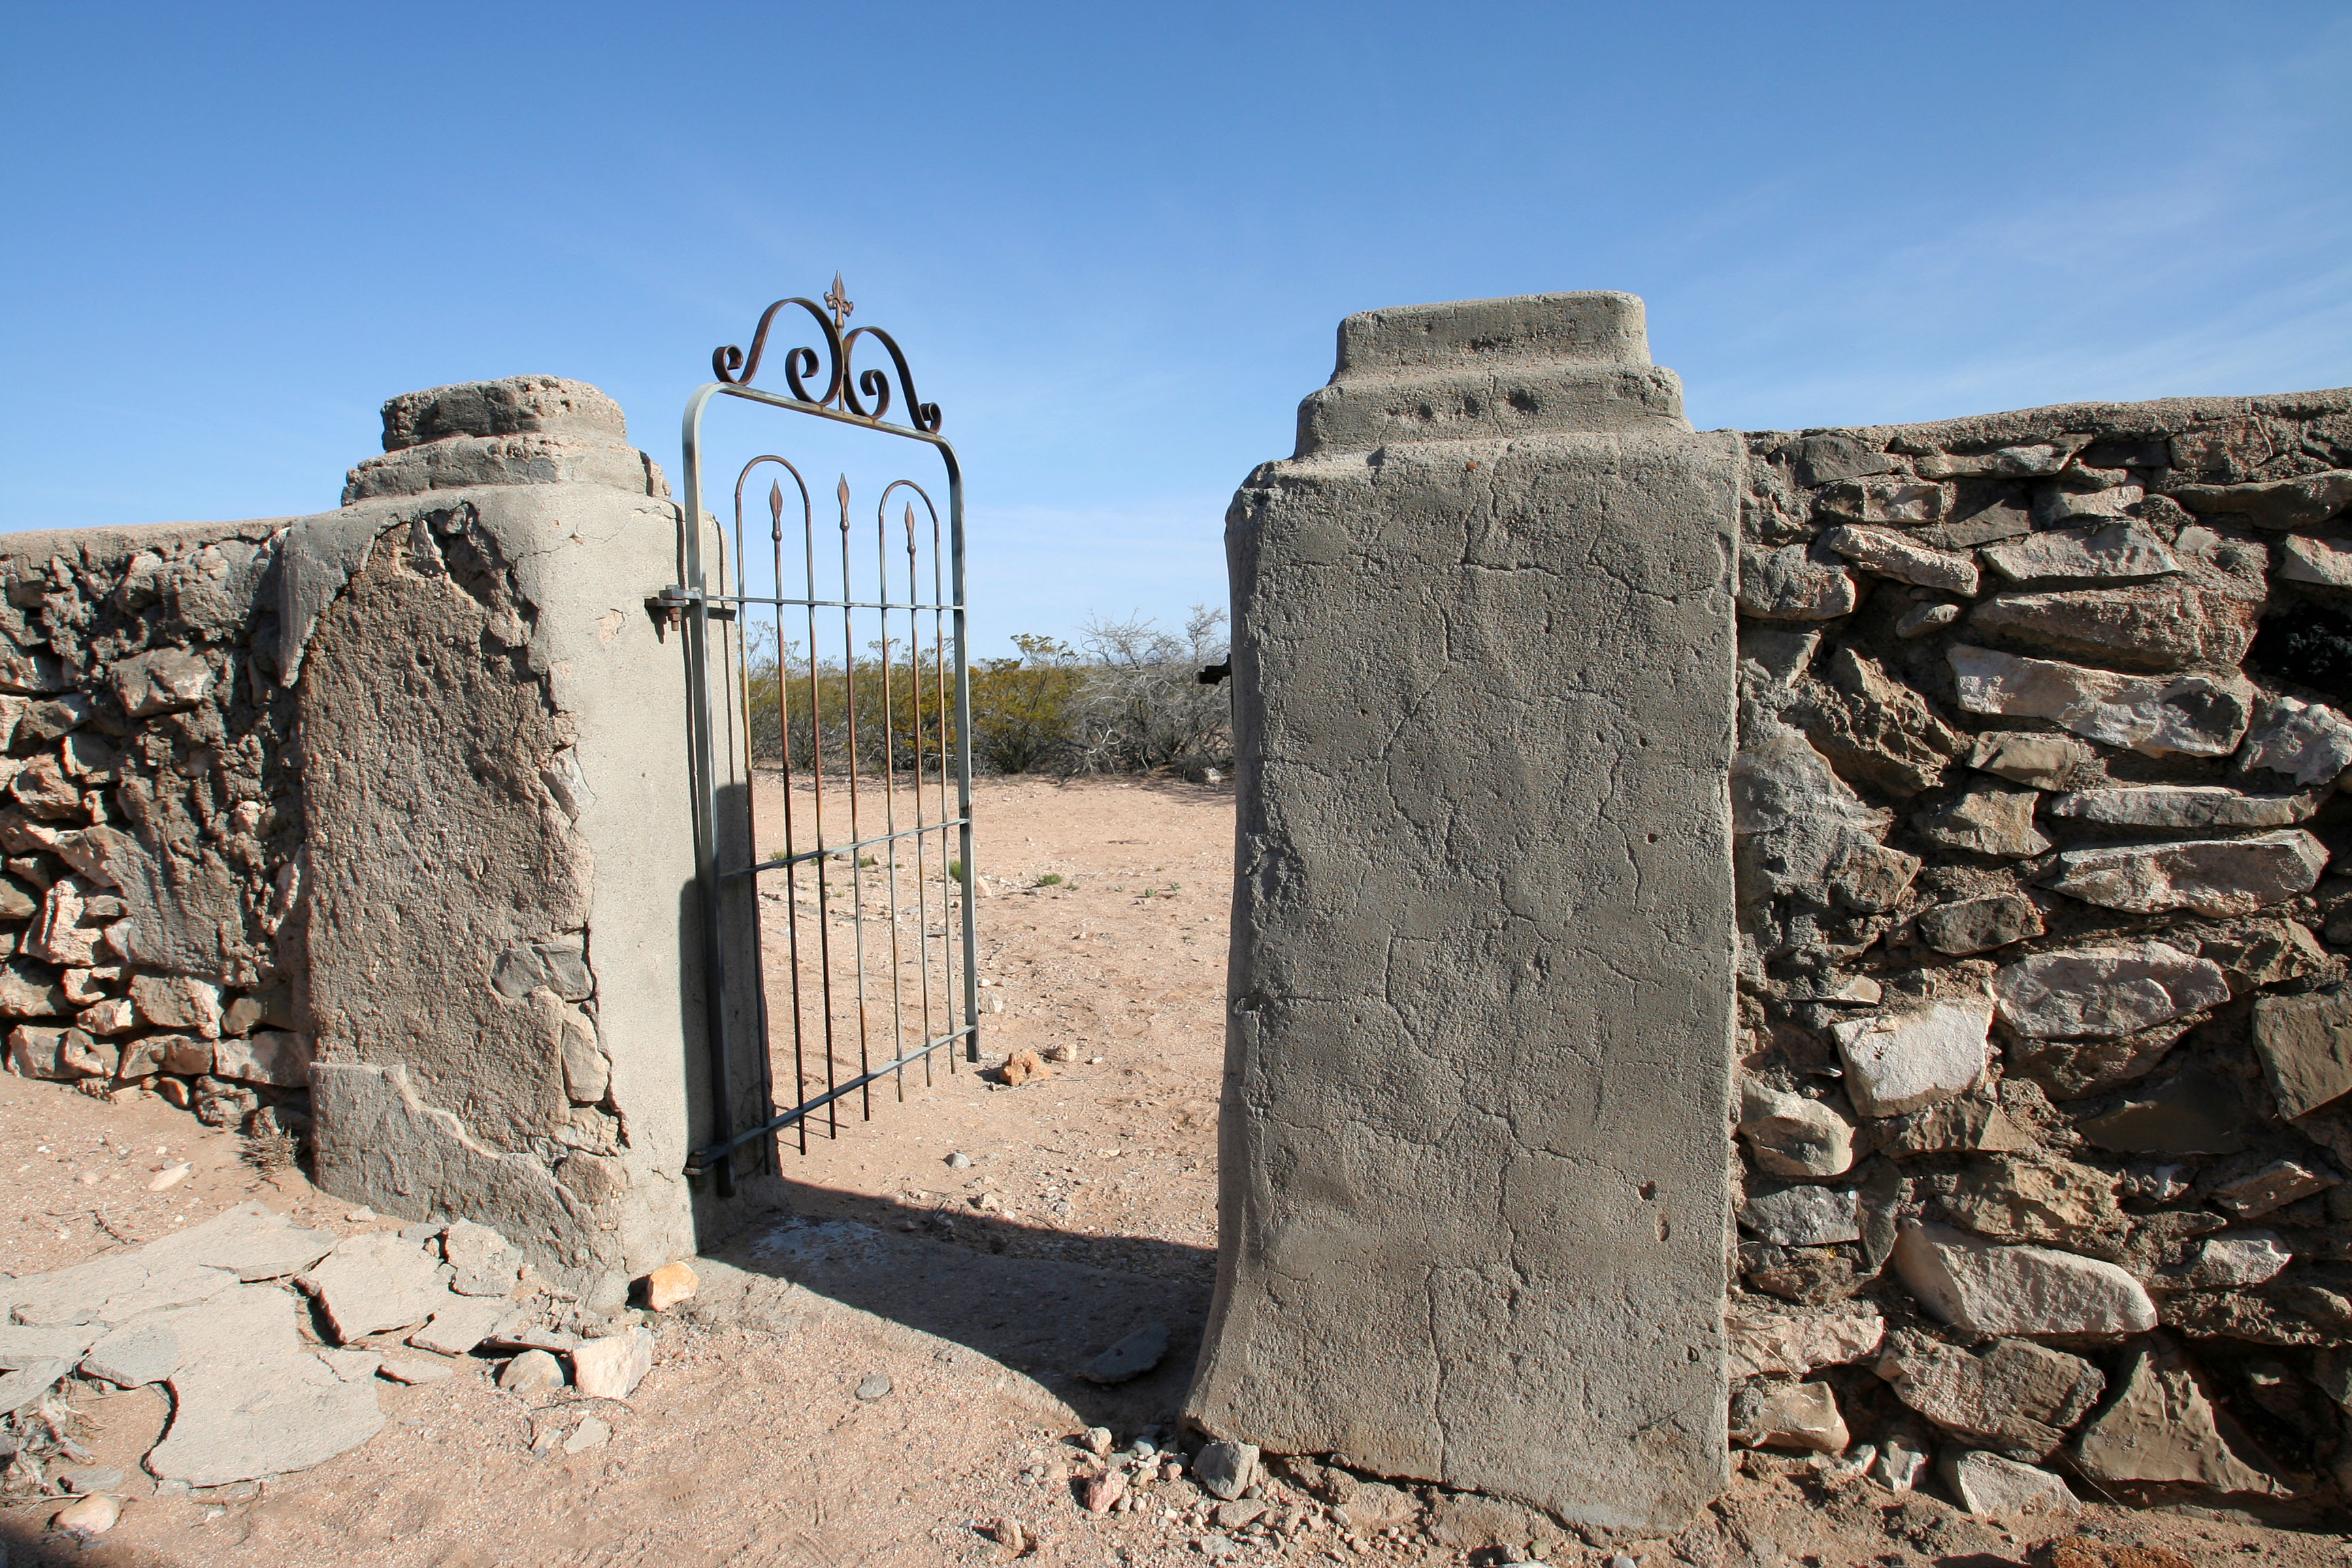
<box><xmin>1185</xmin><ymin>293</ymin><xmax>1741</xmax><ymax>1531</ymax></box>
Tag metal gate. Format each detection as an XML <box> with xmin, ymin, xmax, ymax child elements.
<box><xmin>673</xmin><ymin>278</ymin><xmax>979</xmax><ymax>1196</ymax></box>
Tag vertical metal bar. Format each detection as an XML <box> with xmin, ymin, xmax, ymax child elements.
<box><xmin>930</xmin><ymin>499</ymin><xmax>956</xmax><ymax>1072</ymax></box>
<box><xmin>873</xmin><ymin>493</ymin><xmax>908</xmax><ymax>1100</ymax></box>
<box><xmin>902</xmin><ymin>503</ymin><xmax>935</xmax><ymax>1089</ymax></box>
<box><xmin>803</xmin><ymin>481</ymin><xmax>840</xmax><ymax>1140</ymax></box>
<box><xmin>677</xmin><ymin>388</ymin><xmax>736</xmax><ymax>1197</ymax></box>
<box><xmin>762</xmin><ymin>470</ymin><xmax>814</xmax><ymax>1158</ymax></box>
<box><xmin>945</xmin><ymin>453</ymin><xmax>980</xmax><ymax>1064</ymax></box>
<box><xmin>837</xmin><ymin>477</ymin><xmax>875</xmax><ymax>1118</ymax></box>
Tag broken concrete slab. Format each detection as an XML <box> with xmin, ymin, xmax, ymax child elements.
<box><xmin>79</xmin><ymin>1283</ymin><xmax>298</xmax><ymax>1388</ymax></box>
<box><xmin>2041</xmin><ymin>830</ymin><xmax>2327</xmax><ymax>917</ymax></box>
<box><xmin>0</xmin><ymin>1358</ymin><xmax>71</xmax><ymax>1414</ymax></box>
<box><xmin>147</xmin><ymin>1352</ymin><xmax>386</xmax><ymax>1487</ymax></box>
<box><xmin>0</xmin><ymin>1322</ymin><xmax>102</xmax><ymax>1369</ymax></box>
<box><xmin>295</xmin><ymin>1230</ymin><xmax>453</xmax><ymax>1343</ymax></box>
<box><xmin>407</xmin><ymin>1295</ymin><xmax>512</xmax><ymax>1358</ymax></box>
<box><xmin>1893</xmin><ymin>1222</ymin><xmax>2156</xmax><ymax>1337</ymax></box>
<box><xmin>440</xmin><ymin>1219</ymin><xmax>521</xmax><ymax>1298</ymax></box>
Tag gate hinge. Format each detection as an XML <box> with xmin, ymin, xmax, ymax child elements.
<box><xmin>647</xmin><ymin>585</ymin><xmax>736</xmax><ymax>641</ymax></box>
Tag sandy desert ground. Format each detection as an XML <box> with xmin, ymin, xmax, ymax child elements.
<box><xmin>0</xmin><ymin>776</ymin><xmax>2343</xmax><ymax>1567</ymax></box>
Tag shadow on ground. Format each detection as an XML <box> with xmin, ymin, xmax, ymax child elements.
<box><xmin>704</xmin><ymin>1176</ymin><xmax>1215</xmax><ymax>1435</ymax></box>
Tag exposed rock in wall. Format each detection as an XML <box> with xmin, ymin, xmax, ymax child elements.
<box><xmin>1731</xmin><ymin>387</ymin><xmax>2352</xmax><ymax>1512</ymax></box>
<box><xmin>0</xmin><ymin>521</ymin><xmax>310</xmax><ymax>1141</ymax></box>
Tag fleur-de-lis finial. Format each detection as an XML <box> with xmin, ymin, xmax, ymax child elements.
<box><xmin>824</xmin><ymin>272</ymin><xmax>854</xmax><ymax>329</ymax></box>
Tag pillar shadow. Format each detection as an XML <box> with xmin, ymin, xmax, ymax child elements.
<box><xmin>702</xmin><ymin>1175</ymin><xmax>1215</xmax><ymax>1435</ymax></box>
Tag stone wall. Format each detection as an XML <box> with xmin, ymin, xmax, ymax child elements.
<box><xmin>1731</xmin><ymin>387</ymin><xmax>2352</xmax><ymax>1506</ymax></box>
<box><xmin>0</xmin><ymin>376</ymin><xmax>738</xmax><ymax>1307</ymax></box>
<box><xmin>0</xmin><ymin>520</ymin><xmax>307</xmax><ymax>1137</ymax></box>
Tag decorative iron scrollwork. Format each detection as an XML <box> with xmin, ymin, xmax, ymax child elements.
<box><xmin>710</xmin><ymin>273</ymin><xmax>943</xmax><ymax>434</ymax></box>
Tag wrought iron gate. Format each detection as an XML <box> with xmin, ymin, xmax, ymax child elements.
<box><xmin>674</xmin><ymin>278</ymin><xmax>979</xmax><ymax>1195</ymax></box>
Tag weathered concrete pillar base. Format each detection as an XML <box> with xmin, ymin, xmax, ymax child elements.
<box><xmin>1186</xmin><ymin>294</ymin><xmax>1740</xmax><ymax>1531</ymax></box>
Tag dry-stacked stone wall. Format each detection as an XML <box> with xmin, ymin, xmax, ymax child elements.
<box><xmin>0</xmin><ymin>523</ymin><xmax>308</xmax><ymax>1140</ymax></box>
<box><xmin>1728</xmin><ymin>385</ymin><xmax>2352</xmax><ymax>1511</ymax></box>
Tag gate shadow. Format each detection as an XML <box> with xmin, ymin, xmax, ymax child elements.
<box><xmin>702</xmin><ymin>1175</ymin><xmax>1216</xmax><ymax>1435</ymax></box>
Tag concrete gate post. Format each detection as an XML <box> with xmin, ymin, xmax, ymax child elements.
<box><xmin>1184</xmin><ymin>293</ymin><xmax>1742</xmax><ymax>1530</ymax></box>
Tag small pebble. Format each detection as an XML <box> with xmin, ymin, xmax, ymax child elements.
<box><xmin>945</xmin><ymin>1152</ymin><xmax>973</xmax><ymax>1169</ymax></box>
<box><xmin>146</xmin><ymin>1162</ymin><xmax>191</xmax><ymax>1192</ymax></box>
<box><xmin>53</xmin><ymin>1493</ymin><xmax>121</xmax><ymax>1539</ymax></box>
<box><xmin>1082</xmin><ymin>1426</ymin><xmax>1113</xmax><ymax>1456</ymax></box>
<box><xmin>562</xmin><ymin>1416</ymin><xmax>611</xmax><ymax>1454</ymax></box>
<box><xmin>345</xmin><ymin>1206</ymin><xmax>376</xmax><ymax>1222</ymax></box>
<box><xmin>500</xmin><ymin>1349</ymin><xmax>566</xmax><ymax>1393</ymax></box>
<box><xmin>855</xmin><ymin>1373</ymin><xmax>892</xmax><ymax>1401</ymax></box>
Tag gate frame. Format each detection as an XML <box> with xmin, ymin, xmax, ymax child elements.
<box><xmin>672</xmin><ymin>282</ymin><xmax>979</xmax><ymax>1196</ymax></box>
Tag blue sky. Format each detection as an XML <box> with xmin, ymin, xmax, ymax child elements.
<box><xmin>5</xmin><ymin>3</ymin><xmax>2349</xmax><ymax>657</ymax></box>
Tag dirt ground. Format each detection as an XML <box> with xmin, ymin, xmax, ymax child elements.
<box><xmin>3</xmin><ymin>776</ymin><xmax>2349</xmax><ymax>1567</ymax></box>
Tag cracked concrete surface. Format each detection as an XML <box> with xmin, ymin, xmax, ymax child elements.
<box><xmin>1185</xmin><ymin>292</ymin><xmax>1740</xmax><ymax>1532</ymax></box>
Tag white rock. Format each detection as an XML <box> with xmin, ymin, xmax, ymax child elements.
<box><xmin>1818</xmin><ymin>525</ymin><xmax>1979</xmax><ymax>595</ymax></box>
<box><xmin>1980</xmin><ymin>521</ymin><xmax>2179</xmax><ymax>584</ymax></box>
<box><xmin>1829</xmin><ymin>1000</ymin><xmax>1991</xmax><ymax>1117</ymax></box>
<box><xmin>2277</xmin><ymin>533</ymin><xmax>2352</xmax><ymax>589</ymax></box>
<box><xmin>1740</xmin><ymin>1186</ymin><xmax>1862</xmax><ymax>1246</ymax></box>
<box><xmin>2045</xmin><ymin>785</ymin><xmax>2316</xmax><ymax>829</ymax></box>
<box><xmin>2074</xmin><ymin>1340</ymin><xmax>2284</xmax><ymax>1494</ymax></box>
<box><xmin>2038</xmin><ymin>484</ymin><xmax>2144</xmax><ymax>525</ymax></box>
<box><xmin>1893</xmin><ymin>1222</ymin><xmax>2156</xmax><ymax>1337</ymax></box>
<box><xmin>1738</xmin><ymin>544</ymin><xmax>1860</xmax><ymax>621</ymax></box>
<box><xmin>1725</xmin><ymin>1304</ymin><xmax>1885</xmax><ymax>1379</ymax></box>
<box><xmin>1992</xmin><ymin>941</ymin><xmax>2230</xmax><ymax>1040</ymax></box>
<box><xmin>1737</xmin><ymin>1081</ymin><xmax>1857</xmax><ymax>1178</ymax></box>
<box><xmin>1967</xmin><ymin>730</ymin><xmax>2097</xmax><ymax>789</ymax></box>
<box><xmin>2170</xmin><ymin>1232</ymin><xmax>2291</xmax><ymax>1288</ymax></box>
<box><xmin>52</xmin><ymin>1492</ymin><xmax>123</xmax><ymax>1539</ymax></box>
<box><xmin>570</xmin><ymin>1326</ymin><xmax>653</xmax><ymax>1399</ymax></box>
<box><xmin>2211</xmin><ymin>1159</ymin><xmax>2338</xmax><ymax>1219</ymax></box>
<box><xmin>1912</xmin><ymin>786</ymin><xmax>2048</xmax><ymax>858</ymax></box>
<box><xmin>1895</xmin><ymin>602</ymin><xmax>1960</xmax><ymax>639</ymax></box>
<box><xmin>1876</xmin><ymin>1437</ymin><xmax>1928</xmax><ymax>1493</ymax></box>
<box><xmin>2042</xmin><ymin>830</ymin><xmax>2326</xmax><ymax>917</ymax></box>
<box><xmin>1947</xmin><ymin>644</ymin><xmax>2255</xmax><ymax>757</ymax></box>
<box><xmin>562</xmin><ymin>1414</ymin><xmax>611</xmax><ymax>1453</ymax></box>
<box><xmin>2239</xmin><ymin>696</ymin><xmax>2352</xmax><ymax>788</ymax></box>
<box><xmin>1939</xmin><ymin>1450</ymin><xmax>2079</xmax><ymax>1518</ymax></box>
<box><xmin>1729</xmin><ymin>1379</ymin><xmax>1848</xmax><ymax>1453</ymax></box>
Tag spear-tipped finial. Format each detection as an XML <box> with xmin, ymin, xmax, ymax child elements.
<box><xmin>768</xmin><ymin>479</ymin><xmax>785</xmax><ymax>540</ymax></box>
<box><xmin>836</xmin><ymin>474</ymin><xmax>852</xmax><ymax>528</ymax></box>
<box><xmin>824</xmin><ymin>272</ymin><xmax>854</xmax><ymax>329</ymax></box>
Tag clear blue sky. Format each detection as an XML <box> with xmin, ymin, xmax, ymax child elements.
<box><xmin>5</xmin><ymin>3</ymin><xmax>2348</xmax><ymax>657</ymax></box>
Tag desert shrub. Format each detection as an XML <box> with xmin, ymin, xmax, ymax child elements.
<box><xmin>734</xmin><ymin>608</ymin><xmax>1230</xmax><ymax>778</ymax></box>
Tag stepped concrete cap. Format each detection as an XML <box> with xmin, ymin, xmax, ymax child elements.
<box><xmin>1335</xmin><ymin>291</ymin><xmax>1654</xmax><ymax>372</ymax></box>
<box><xmin>1296</xmin><ymin>291</ymin><xmax>1688</xmax><ymax>455</ymax></box>
<box><xmin>380</xmin><ymin>376</ymin><xmax>630</xmax><ymax>452</ymax></box>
